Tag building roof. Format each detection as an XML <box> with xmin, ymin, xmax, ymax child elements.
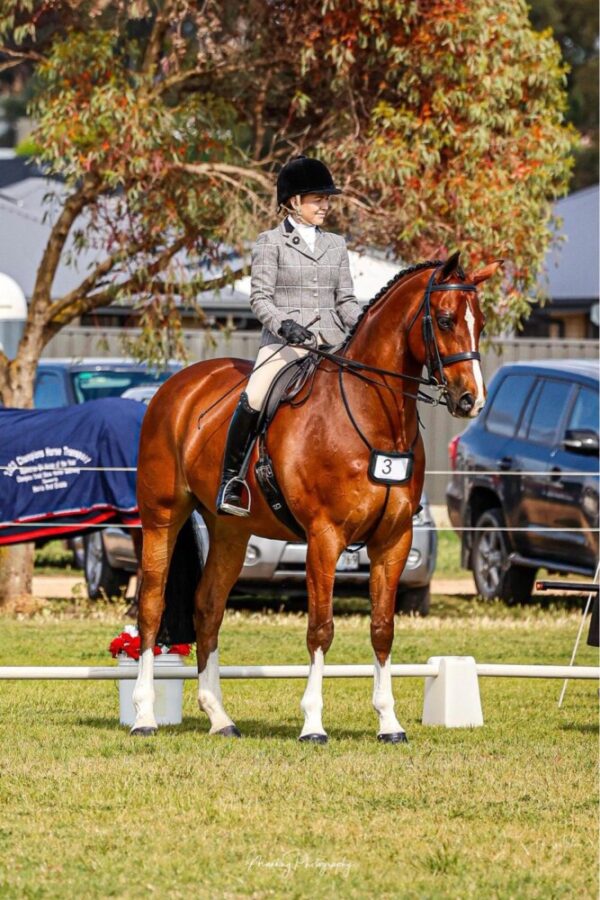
<box><xmin>541</xmin><ymin>185</ymin><xmax>599</xmax><ymax>304</ymax></box>
<box><xmin>0</xmin><ymin>154</ymin><xmax>46</xmax><ymax>189</ymax></box>
<box><xmin>0</xmin><ymin>176</ymin><xmax>102</xmax><ymax>298</ymax></box>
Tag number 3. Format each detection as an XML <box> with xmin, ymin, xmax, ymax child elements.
<box><xmin>382</xmin><ymin>457</ymin><xmax>392</xmax><ymax>475</ymax></box>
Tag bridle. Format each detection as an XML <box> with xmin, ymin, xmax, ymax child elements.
<box><xmin>406</xmin><ymin>265</ymin><xmax>481</xmax><ymax>388</ymax></box>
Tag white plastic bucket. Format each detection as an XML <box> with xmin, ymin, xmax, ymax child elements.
<box><xmin>117</xmin><ymin>654</ymin><xmax>185</xmax><ymax>726</ymax></box>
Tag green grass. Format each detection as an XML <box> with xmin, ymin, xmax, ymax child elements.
<box><xmin>34</xmin><ymin>540</ymin><xmax>79</xmax><ymax>575</ymax></box>
<box><xmin>434</xmin><ymin>529</ymin><xmax>463</xmax><ymax>578</ymax></box>
<box><xmin>0</xmin><ymin>602</ymin><xmax>598</xmax><ymax>899</ymax></box>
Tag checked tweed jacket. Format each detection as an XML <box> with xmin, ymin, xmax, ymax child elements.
<box><xmin>250</xmin><ymin>217</ymin><xmax>362</xmax><ymax>348</ymax></box>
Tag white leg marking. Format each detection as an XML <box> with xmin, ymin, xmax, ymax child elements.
<box><xmin>300</xmin><ymin>648</ymin><xmax>326</xmax><ymax>738</ymax></box>
<box><xmin>132</xmin><ymin>648</ymin><xmax>158</xmax><ymax>731</ymax></box>
<box><xmin>198</xmin><ymin>648</ymin><xmax>236</xmax><ymax>734</ymax></box>
<box><xmin>464</xmin><ymin>302</ymin><xmax>485</xmax><ymax>414</ymax></box>
<box><xmin>373</xmin><ymin>654</ymin><xmax>404</xmax><ymax>736</ymax></box>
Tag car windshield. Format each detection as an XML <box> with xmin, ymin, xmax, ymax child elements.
<box><xmin>70</xmin><ymin>369</ymin><xmax>172</xmax><ymax>402</ymax></box>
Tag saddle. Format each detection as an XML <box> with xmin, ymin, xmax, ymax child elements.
<box><xmin>253</xmin><ymin>354</ymin><xmax>320</xmax><ymax>540</ymax></box>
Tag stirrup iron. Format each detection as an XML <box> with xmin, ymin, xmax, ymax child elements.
<box><xmin>218</xmin><ymin>476</ymin><xmax>251</xmax><ymax>517</ymax></box>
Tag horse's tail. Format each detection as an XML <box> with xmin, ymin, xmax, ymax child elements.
<box><xmin>157</xmin><ymin>515</ymin><xmax>203</xmax><ymax>645</ymax></box>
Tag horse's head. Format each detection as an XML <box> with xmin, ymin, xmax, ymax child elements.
<box><xmin>407</xmin><ymin>252</ymin><xmax>502</xmax><ymax>418</ymax></box>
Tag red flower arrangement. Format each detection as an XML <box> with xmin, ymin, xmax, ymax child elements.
<box><xmin>109</xmin><ymin>626</ymin><xmax>191</xmax><ymax>661</ymax></box>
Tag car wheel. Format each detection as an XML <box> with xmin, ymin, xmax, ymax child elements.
<box><xmin>472</xmin><ymin>509</ymin><xmax>535</xmax><ymax>604</ymax></box>
<box><xmin>84</xmin><ymin>531</ymin><xmax>130</xmax><ymax>600</ymax></box>
<box><xmin>396</xmin><ymin>585</ymin><xmax>431</xmax><ymax>616</ymax></box>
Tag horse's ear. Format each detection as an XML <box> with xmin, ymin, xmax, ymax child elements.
<box><xmin>472</xmin><ymin>259</ymin><xmax>504</xmax><ymax>285</ymax></box>
<box><xmin>438</xmin><ymin>251</ymin><xmax>461</xmax><ymax>282</ymax></box>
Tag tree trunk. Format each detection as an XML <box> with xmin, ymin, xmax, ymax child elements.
<box><xmin>0</xmin><ymin>358</ymin><xmax>39</xmax><ymax>607</ymax></box>
<box><xmin>0</xmin><ymin>543</ymin><xmax>35</xmax><ymax>606</ymax></box>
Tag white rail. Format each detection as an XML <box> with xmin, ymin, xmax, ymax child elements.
<box><xmin>0</xmin><ymin>663</ymin><xmax>598</xmax><ymax>681</ymax></box>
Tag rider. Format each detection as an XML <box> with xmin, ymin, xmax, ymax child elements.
<box><xmin>216</xmin><ymin>155</ymin><xmax>362</xmax><ymax>516</ymax></box>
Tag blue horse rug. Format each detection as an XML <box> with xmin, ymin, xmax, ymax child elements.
<box><xmin>0</xmin><ymin>398</ymin><xmax>144</xmax><ymax>545</ymax></box>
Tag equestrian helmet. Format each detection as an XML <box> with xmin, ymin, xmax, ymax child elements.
<box><xmin>276</xmin><ymin>155</ymin><xmax>342</xmax><ymax>207</ymax></box>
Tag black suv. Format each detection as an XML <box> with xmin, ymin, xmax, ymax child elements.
<box><xmin>446</xmin><ymin>360</ymin><xmax>599</xmax><ymax>603</ymax></box>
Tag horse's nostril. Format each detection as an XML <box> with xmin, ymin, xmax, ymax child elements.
<box><xmin>458</xmin><ymin>392</ymin><xmax>474</xmax><ymax>413</ymax></box>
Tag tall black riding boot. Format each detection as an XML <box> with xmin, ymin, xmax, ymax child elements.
<box><xmin>216</xmin><ymin>392</ymin><xmax>260</xmax><ymax>516</ymax></box>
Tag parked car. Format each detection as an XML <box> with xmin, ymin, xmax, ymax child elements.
<box><xmin>81</xmin><ymin>499</ymin><xmax>437</xmax><ymax>614</ymax></box>
<box><xmin>446</xmin><ymin>360</ymin><xmax>599</xmax><ymax>603</ymax></box>
<box><xmin>34</xmin><ymin>358</ymin><xmax>181</xmax><ymax>408</ymax></box>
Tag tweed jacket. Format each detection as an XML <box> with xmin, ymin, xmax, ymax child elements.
<box><xmin>250</xmin><ymin>217</ymin><xmax>361</xmax><ymax>348</ymax></box>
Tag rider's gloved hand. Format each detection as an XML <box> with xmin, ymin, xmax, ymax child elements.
<box><xmin>277</xmin><ymin>319</ymin><xmax>314</xmax><ymax>345</ymax></box>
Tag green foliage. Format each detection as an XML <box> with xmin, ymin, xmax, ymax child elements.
<box><xmin>310</xmin><ymin>0</ymin><xmax>577</xmax><ymax>332</ymax></box>
<box><xmin>14</xmin><ymin>134</ymin><xmax>40</xmax><ymax>155</ymax></box>
<box><xmin>0</xmin><ymin>0</ymin><xmax>578</xmax><ymax>364</ymax></box>
<box><xmin>34</xmin><ymin>539</ymin><xmax>74</xmax><ymax>570</ymax></box>
<box><xmin>528</xmin><ymin>0</ymin><xmax>599</xmax><ymax>190</ymax></box>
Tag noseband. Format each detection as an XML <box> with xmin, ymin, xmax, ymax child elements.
<box><xmin>407</xmin><ymin>266</ymin><xmax>480</xmax><ymax>387</ymax></box>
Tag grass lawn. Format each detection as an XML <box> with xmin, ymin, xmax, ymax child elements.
<box><xmin>0</xmin><ymin>599</ymin><xmax>598</xmax><ymax>899</ymax></box>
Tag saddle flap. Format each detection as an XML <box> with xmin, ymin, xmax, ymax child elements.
<box><xmin>258</xmin><ymin>355</ymin><xmax>319</xmax><ymax>432</ymax></box>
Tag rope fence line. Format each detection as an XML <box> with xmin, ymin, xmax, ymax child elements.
<box><xmin>2</xmin><ymin>467</ymin><xmax>597</xmax><ymax>476</ymax></box>
<box><xmin>1</xmin><ymin>522</ymin><xmax>598</xmax><ymax>532</ymax></box>
<box><xmin>2</xmin><ymin>465</ymin><xmax>597</xmax><ymax>531</ymax></box>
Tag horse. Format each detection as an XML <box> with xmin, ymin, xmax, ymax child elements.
<box><xmin>132</xmin><ymin>250</ymin><xmax>501</xmax><ymax>742</ymax></box>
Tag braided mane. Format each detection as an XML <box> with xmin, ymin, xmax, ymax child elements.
<box><xmin>344</xmin><ymin>258</ymin><xmax>444</xmax><ymax>343</ymax></box>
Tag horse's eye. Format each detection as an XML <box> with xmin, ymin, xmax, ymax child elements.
<box><xmin>437</xmin><ymin>316</ymin><xmax>454</xmax><ymax>331</ymax></box>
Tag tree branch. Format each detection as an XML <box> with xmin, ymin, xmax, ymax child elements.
<box><xmin>44</xmin><ymin>237</ymin><xmax>148</xmax><ymax>324</ymax></box>
<box><xmin>30</xmin><ymin>173</ymin><xmax>101</xmax><ymax>309</ymax></box>
<box><xmin>173</xmin><ymin>161</ymin><xmax>273</xmax><ymax>192</ymax></box>
<box><xmin>45</xmin><ymin>235</ymin><xmax>189</xmax><ymax>329</ymax></box>
<box><xmin>141</xmin><ymin>1</ymin><xmax>174</xmax><ymax>77</ymax></box>
<box><xmin>44</xmin><ymin>259</ymin><xmax>251</xmax><ymax>338</ymax></box>
<box><xmin>153</xmin><ymin>54</ymin><xmax>288</xmax><ymax>97</ymax></box>
<box><xmin>0</xmin><ymin>45</ymin><xmax>44</xmax><ymax>63</ymax></box>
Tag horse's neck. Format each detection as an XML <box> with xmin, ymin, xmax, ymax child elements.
<box><xmin>344</xmin><ymin>277</ymin><xmax>423</xmax><ymax>382</ymax></box>
<box><xmin>338</xmin><ymin>279</ymin><xmax>424</xmax><ymax>450</ymax></box>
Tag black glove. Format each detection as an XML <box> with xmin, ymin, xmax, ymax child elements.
<box><xmin>277</xmin><ymin>319</ymin><xmax>314</xmax><ymax>345</ymax></box>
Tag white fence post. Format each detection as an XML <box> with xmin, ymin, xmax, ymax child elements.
<box><xmin>422</xmin><ymin>656</ymin><xmax>484</xmax><ymax>728</ymax></box>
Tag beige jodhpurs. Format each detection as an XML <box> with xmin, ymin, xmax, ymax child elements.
<box><xmin>245</xmin><ymin>343</ymin><xmax>309</xmax><ymax>411</ymax></box>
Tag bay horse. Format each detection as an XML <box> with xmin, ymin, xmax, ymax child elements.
<box><xmin>132</xmin><ymin>251</ymin><xmax>501</xmax><ymax>742</ymax></box>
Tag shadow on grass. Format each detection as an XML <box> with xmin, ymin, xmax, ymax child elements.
<box><xmin>76</xmin><ymin>715</ymin><xmax>381</xmax><ymax>742</ymax></box>
<box><xmin>559</xmin><ymin>722</ymin><xmax>599</xmax><ymax>734</ymax></box>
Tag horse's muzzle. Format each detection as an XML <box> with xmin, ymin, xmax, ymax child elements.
<box><xmin>447</xmin><ymin>391</ymin><xmax>479</xmax><ymax>418</ymax></box>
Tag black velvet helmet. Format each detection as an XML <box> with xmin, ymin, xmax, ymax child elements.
<box><xmin>276</xmin><ymin>155</ymin><xmax>342</xmax><ymax>207</ymax></box>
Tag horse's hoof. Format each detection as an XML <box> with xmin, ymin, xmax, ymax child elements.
<box><xmin>299</xmin><ymin>733</ymin><xmax>328</xmax><ymax>745</ymax></box>
<box><xmin>377</xmin><ymin>731</ymin><xmax>408</xmax><ymax>744</ymax></box>
<box><xmin>215</xmin><ymin>725</ymin><xmax>242</xmax><ymax>738</ymax></box>
<box><xmin>130</xmin><ymin>726</ymin><xmax>157</xmax><ymax>737</ymax></box>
